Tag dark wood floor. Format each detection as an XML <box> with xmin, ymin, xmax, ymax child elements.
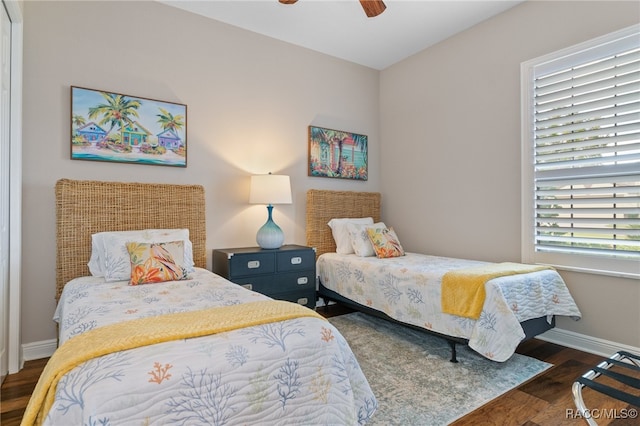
<box><xmin>2</xmin><ymin>304</ymin><xmax>637</xmax><ymax>425</ymax></box>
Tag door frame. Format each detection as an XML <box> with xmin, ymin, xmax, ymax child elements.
<box><xmin>5</xmin><ymin>0</ymin><xmax>23</xmax><ymax>374</ymax></box>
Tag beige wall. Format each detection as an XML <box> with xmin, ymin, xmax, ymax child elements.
<box><xmin>21</xmin><ymin>0</ymin><xmax>639</xmax><ymax>351</ymax></box>
<box><xmin>22</xmin><ymin>1</ymin><xmax>380</xmax><ymax>344</ymax></box>
<box><xmin>380</xmin><ymin>1</ymin><xmax>640</xmax><ymax>347</ymax></box>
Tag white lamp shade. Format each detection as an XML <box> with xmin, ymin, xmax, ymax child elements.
<box><xmin>249</xmin><ymin>174</ymin><xmax>292</xmax><ymax>205</ymax></box>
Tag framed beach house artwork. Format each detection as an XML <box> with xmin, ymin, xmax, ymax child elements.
<box><xmin>71</xmin><ymin>86</ymin><xmax>187</xmax><ymax>167</ymax></box>
<box><xmin>308</xmin><ymin>125</ymin><xmax>368</xmax><ymax>180</ymax></box>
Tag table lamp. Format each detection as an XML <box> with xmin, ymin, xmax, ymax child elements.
<box><xmin>249</xmin><ymin>173</ymin><xmax>292</xmax><ymax>249</ymax></box>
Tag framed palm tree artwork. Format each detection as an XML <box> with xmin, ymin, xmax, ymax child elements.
<box><xmin>71</xmin><ymin>86</ymin><xmax>187</xmax><ymax>167</ymax></box>
<box><xmin>308</xmin><ymin>126</ymin><xmax>368</xmax><ymax>180</ymax></box>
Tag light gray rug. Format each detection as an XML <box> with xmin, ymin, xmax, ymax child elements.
<box><xmin>329</xmin><ymin>312</ymin><xmax>552</xmax><ymax>425</ymax></box>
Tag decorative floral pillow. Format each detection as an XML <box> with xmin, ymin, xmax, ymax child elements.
<box><xmin>126</xmin><ymin>240</ymin><xmax>190</xmax><ymax>285</ymax></box>
<box><xmin>92</xmin><ymin>229</ymin><xmax>195</xmax><ymax>282</ymax></box>
<box><xmin>347</xmin><ymin>222</ymin><xmax>386</xmax><ymax>257</ymax></box>
<box><xmin>366</xmin><ymin>226</ymin><xmax>405</xmax><ymax>259</ymax></box>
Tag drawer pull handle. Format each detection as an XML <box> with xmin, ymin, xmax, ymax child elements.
<box><xmin>241</xmin><ymin>284</ymin><xmax>253</xmax><ymax>290</ymax></box>
<box><xmin>290</xmin><ymin>256</ymin><xmax>302</xmax><ymax>265</ymax></box>
<box><xmin>297</xmin><ymin>277</ymin><xmax>308</xmax><ymax>285</ymax></box>
<box><xmin>297</xmin><ymin>297</ymin><xmax>308</xmax><ymax>305</ymax></box>
<box><xmin>247</xmin><ymin>260</ymin><xmax>260</xmax><ymax>269</ymax></box>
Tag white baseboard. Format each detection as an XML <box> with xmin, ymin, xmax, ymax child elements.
<box><xmin>22</xmin><ymin>339</ymin><xmax>57</xmax><ymax>361</ymax></box>
<box><xmin>537</xmin><ymin>328</ymin><xmax>640</xmax><ymax>358</ymax></box>
<box><xmin>21</xmin><ymin>328</ymin><xmax>640</xmax><ymax>365</ymax></box>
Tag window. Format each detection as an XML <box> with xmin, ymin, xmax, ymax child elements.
<box><xmin>521</xmin><ymin>25</ymin><xmax>640</xmax><ymax>279</ymax></box>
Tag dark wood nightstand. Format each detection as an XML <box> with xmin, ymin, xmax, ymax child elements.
<box><xmin>212</xmin><ymin>245</ymin><xmax>316</xmax><ymax>309</ymax></box>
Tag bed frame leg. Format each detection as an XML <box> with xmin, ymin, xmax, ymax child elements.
<box><xmin>448</xmin><ymin>341</ymin><xmax>458</xmax><ymax>363</ymax></box>
<box><xmin>319</xmin><ymin>295</ymin><xmax>330</xmax><ymax>312</ymax></box>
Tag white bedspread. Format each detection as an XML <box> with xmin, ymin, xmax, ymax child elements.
<box><xmin>48</xmin><ymin>268</ymin><xmax>377</xmax><ymax>425</ymax></box>
<box><xmin>318</xmin><ymin>253</ymin><xmax>581</xmax><ymax>362</ymax></box>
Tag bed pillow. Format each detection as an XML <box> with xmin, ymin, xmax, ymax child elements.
<box><xmin>127</xmin><ymin>240</ymin><xmax>190</xmax><ymax>285</ymax></box>
<box><xmin>92</xmin><ymin>229</ymin><xmax>195</xmax><ymax>282</ymax></box>
<box><xmin>347</xmin><ymin>221</ymin><xmax>386</xmax><ymax>257</ymax></box>
<box><xmin>328</xmin><ymin>217</ymin><xmax>374</xmax><ymax>254</ymax></box>
<box><xmin>88</xmin><ymin>236</ymin><xmax>106</xmax><ymax>277</ymax></box>
<box><xmin>366</xmin><ymin>226</ymin><xmax>405</xmax><ymax>259</ymax></box>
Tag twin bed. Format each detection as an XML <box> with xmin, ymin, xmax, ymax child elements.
<box><xmin>23</xmin><ymin>180</ymin><xmax>377</xmax><ymax>426</ymax></box>
<box><xmin>306</xmin><ymin>189</ymin><xmax>581</xmax><ymax>363</ymax></box>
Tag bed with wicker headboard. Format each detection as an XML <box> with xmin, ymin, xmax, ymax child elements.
<box><xmin>29</xmin><ymin>179</ymin><xmax>377</xmax><ymax>425</ymax></box>
<box><xmin>305</xmin><ymin>189</ymin><xmax>581</xmax><ymax>362</ymax></box>
<box><xmin>304</xmin><ymin>189</ymin><xmax>473</xmax><ymax>359</ymax></box>
<box><xmin>55</xmin><ymin>178</ymin><xmax>206</xmax><ymax>300</ymax></box>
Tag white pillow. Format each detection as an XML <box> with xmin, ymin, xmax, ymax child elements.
<box><xmin>89</xmin><ymin>229</ymin><xmax>195</xmax><ymax>281</ymax></box>
<box><xmin>327</xmin><ymin>217</ymin><xmax>373</xmax><ymax>254</ymax></box>
<box><xmin>88</xmin><ymin>236</ymin><xmax>106</xmax><ymax>277</ymax></box>
<box><xmin>347</xmin><ymin>222</ymin><xmax>386</xmax><ymax>257</ymax></box>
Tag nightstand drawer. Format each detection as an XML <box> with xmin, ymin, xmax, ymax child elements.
<box><xmin>228</xmin><ymin>252</ymin><xmax>275</xmax><ymax>277</ymax></box>
<box><xmin>232</xmin><ymin>275</ymin><xmax>274</xmax><ymax>293</ymax></box>
<box><xmin>233</xmin><ymin>271</ymin><xmax>314</xmax><ymax>294</ymax></box>
<box><xmin>276</xmin><ymin>271</ymin><xmax>315</xmax><ymax>293</ymax></box>
<box><xmin>276</xmin><ymin>249</ymin><xmax>315</xmax><ymax>272</ymax></box>
<box><xmin>275</xmin><ymin>289</ymin><xmax>316</xmax><ymax>309</ymax></box>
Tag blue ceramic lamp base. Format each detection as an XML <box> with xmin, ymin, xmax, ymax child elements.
<box><xmin>256</xmin><ymin>205</ymin><xmax>284</xmax><ymax>249</ymax></box>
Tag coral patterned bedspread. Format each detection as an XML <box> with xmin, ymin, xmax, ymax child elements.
<box><xmin>318</xmin><ymin>253</ymin><xmax>582</xmax><ymax>362</ymax></box>
<box><xmin>43</xmin><ymin>268</ymin><xmax>377</xmax><ymax>425</ymax></box>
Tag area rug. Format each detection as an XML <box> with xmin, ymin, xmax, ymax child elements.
<box><xmin>329</xmin><ymin>312</ymin><xmax>552</xmax><ymax>425</ymax></box>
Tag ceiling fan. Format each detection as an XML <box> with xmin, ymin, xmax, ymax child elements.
<box><xmin>279</xmin><ymin>0</ymin><xmax>386</xmax><ymax>18</ymax></box>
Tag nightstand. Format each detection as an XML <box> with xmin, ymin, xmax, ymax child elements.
<box><xmin>212</xmin><ymin>245</ymin><xmax>316</xmax><ymax>309</ymax></box>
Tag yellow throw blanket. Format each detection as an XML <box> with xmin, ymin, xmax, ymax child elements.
<box><xmin>441</xmin><ymin>262</ymin><xmax>553</xmax><ymax>320</ymax></box>
<box><xmin>21</xmin><ymin>300</ymin><xmax>324</xmax><ymax>426</ymax></box>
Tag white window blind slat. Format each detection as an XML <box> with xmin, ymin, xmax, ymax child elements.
<box><xmin>536</xmin><ymin>206</ymin><xmax>639</xmax><ymax>215</ymax></box>
<box><xmin>537</xmin><ymin>184</ymin><xmax>639</xmax><ymax>196</ymax></box>
<box><xmin>535</xmin><ymin>163</ymin><xmax>639</xmax><ymax>182</ymax></box>
<box><xmin>536</xmin><ymin>229</ymin><xmax>640</xmax><ymax>240</ymax></box>
<box><xmin>536</xmin><ymin>197</ymin><xmax>640</xmax><ymax>207</ymax></box>
<box><xmin>535</xmin><ymin>217</ymin><xmax>638</xmax><ymax>226</ymax></box>
<box><xmin>538</xmin><ymin>185</ymin><xmax>640</xmax><ymax>198</ymax></box>
<box><xmin>536</xmin><ymin>150</ymin><xmax>640</xmax><ymax>171</ymax></box>
<box><xmin>535</xmin><ymin>245</ymin><xmax>638</xmax><ymax>259</ymax></box>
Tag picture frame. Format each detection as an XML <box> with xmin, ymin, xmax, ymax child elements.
<box><xmin>308</xmin><ymin>125</ymin><xmax>368</xmax><ymax>180</ymax></box>
<box><xmin>71</xmin><ymin>86</ymin><xmax>187</xmax><ymax>167</ymax></box>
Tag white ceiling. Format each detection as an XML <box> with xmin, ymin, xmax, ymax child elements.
<box><xmin>159</xmin><ymin>0</ymin><xmax>525</xmax><ymax>70</ymax></box>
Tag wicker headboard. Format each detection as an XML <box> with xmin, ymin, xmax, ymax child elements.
<box><xmin>306</xmin><ymin>189</ymin><xmax>381</xmax><ymax>259</ymax></box>
<box><xmin>55</xmin><ymin>179</ymin><xmax>206</xmax><ymax>300</ymax></box>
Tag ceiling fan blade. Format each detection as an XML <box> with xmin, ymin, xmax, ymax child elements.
<box><xmin>279</xmin><ymin>0</ymin><xmax>386</xmax><ymax>18</ymax></box>
<box><xmin>359</xmin><ymin>0</ymin><xmax>386</xmax><ymax>17</ymax></box>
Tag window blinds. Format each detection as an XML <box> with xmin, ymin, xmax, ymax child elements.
<box><xmin>532</xmin><ymin>33</ymin><xmax>640</xmax><ymax>261</ymax></box>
